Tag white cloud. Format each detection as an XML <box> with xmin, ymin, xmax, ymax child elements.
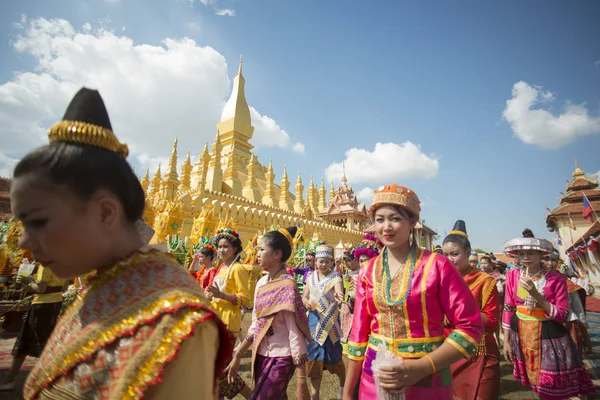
<box><xmin>0</xmin><ymin>17</ymin><xmax>298</xmax><ymax>168</ymax></box>
<box><xmin>595</xmin><ymin>60</ymin><xmax>600</xmax><ymax>68</ymax></box>
<box><xmin>356</xmin><ymin>187</ymin><xmax>374</xmax><ymax>204</ymax></box>
<box><xmin>215</xmin><ymin>8</ymin><xmax>235</xmax><ymax>16</ymax></box>
<box><xmin>0</xmin><ymin>152</ymin><xmax>19</xmax><ymax>178</ymax></box>
<box><xmin>292</xmin><ymin>142</ymin><xmax>305</xmax><ymax>153</ymax></box>
<box><xmin>250</xmin><ymin>107</ymin><xmax>291</xmax><ymax>149</ymax></box>
<box><xmin>503</xmin><ymin>81</ymin><xmax>600</xmax><ymax>149</ymax></box>
<box><xmin>186</xmin><ymin>22</ymin><xmax>201</xmax><ymax>32</ymax></box>
<box><xmin>325</xmin><ymin>142</ymin><xmax>439</xmax><ymax>185</ymax></box>
<box><xmin>591</xmin><ymin>170</ymin><xmax>600</xmax><ymax>181</ymax></box>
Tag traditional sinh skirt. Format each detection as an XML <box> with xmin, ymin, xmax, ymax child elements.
<box><xmin>306</xmin><ymin>310</ymin><xmax>345</xmax><ymax>378</ymax></box>
<box><xmin>251</xmin><ymin>355</ymin><xmax>295</xmax><ymax>400</ymax></box>
<box><xmin>12</xmin><ymin>301</ymin><xmax>62</xmax><ymax>358</ymax></box>
<box><xmin>509</xmin><ymin>314</ymin><xmax>595</xmax><ymax>399</ymax></box>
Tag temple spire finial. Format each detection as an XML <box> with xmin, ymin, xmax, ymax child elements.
<box><xmin>238</xmin><ymin>54</ymin><xmax>243</xmax><ymax>76</ymax></box>
<box><xmin>573</xmin><ymin>158</ymin><xmax>584</xmax><ymax>177</ymax></box>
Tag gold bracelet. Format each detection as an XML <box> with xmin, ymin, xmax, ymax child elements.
<box><xmin>425</xmin><ymin>354</ymin><xmax>436</xmax><ymax>374</ymax></box>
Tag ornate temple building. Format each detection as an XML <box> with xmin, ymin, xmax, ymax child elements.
<box><xmin>546</xmin><ymin>162</ymin><xmax>600</xmax><ymax>283</ymax></box>
<box><xmin>141</xmin><ymin>58</ymin><xmax>370</xmax><ymax>248</ymax></box>
<box><xmin>0</xmin><ymin>178</ymin><xmax>11</xmax><ymax>221</ymax></box>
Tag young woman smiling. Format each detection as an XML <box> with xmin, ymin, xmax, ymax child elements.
<box><xmin>226</xmin><ymin>226</ymin><xmax>311</xmax><ymax>400</ymax></box>
<box><xmin>442</xmin><ymin>220</ymin><xmax>500</xmax><ymax>400</ymax></box>
<box><xmin>343</xmin><ymin>185</ymin><xmax>483</xmax><ymax>400</ymax></box>
<box><xmin>205</xmin><ymin>227</ymin><xmax>252</xmax><ymax>400</ymax></box>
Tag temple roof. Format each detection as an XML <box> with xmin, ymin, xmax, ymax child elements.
<box><xmin>547</xmin><ymin>161</ymin><xmax>600</xmax><ymax>224</ymax></box>
<box><xmin>569</xmin><ymin>220</ymin><xmax>600</xmax><ymax>250</ymax></box>
<box><xmin>0</xmin><ymin>177</ymin><xmax>11</xmax><ymax>221</ymax></box>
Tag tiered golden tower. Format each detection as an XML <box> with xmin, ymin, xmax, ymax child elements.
<box><xmin>142</xmin><ymin>57</ymin><xmax>369</xmax><ymax>246</ymax></box>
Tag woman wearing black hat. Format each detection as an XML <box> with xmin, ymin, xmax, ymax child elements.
<box><xmin>11</xmin><ymin>88</ymin><xmax>231</xmax><ymax>399</ymax></box>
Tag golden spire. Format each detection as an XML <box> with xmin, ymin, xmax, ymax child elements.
<box><xmin>294</xmin><ymin>172</ymin><xmax>304</xmax><ymax>214</ymax></box>
<box><xmin>262</xmin><ymin>159</ymin><xmax>276</xmax><ymax>207</ymax></box>
<box><xmin>318</xmin><ymin>178</ymin><xmax>326</xmax><ymax>210</ymax></box>
<box><xmin>210</xmin><ymin>133</ymin><xmax>222</xmax><ymax>168</ymax></box>
<box><xmin>306</xmin><ymin>176</ymin><xmax>315</xmax><ymax>211</ymax></box>
<box><xmin>141</xmin><ymin>168</ymin><xmax>150</xmax><ymax>193</ymax></box>
<box><xmin>573</xmin><ymin>158</ymin><xmax>584</xmax><ymax>177</ymax></box>
<box><xmin>219</xmin><ymin>55</ymin><xmax>252</xmax><ymax>131</ymax></box>
<box><xmin>179</xmin><ymin>150</ymin><xmax>192</xmax><ymax>194</ymax></box>
<box><xmin>206</xmin><ymin>133</ymin><xmax>224</xmax><ymax>192</ymax></box>
<box><xmin>150</xmin><ymin>164</ymin><xmax>162</xmax><ymax>196</ymax></box>
<box><xmin>163</xmin><ymin>138</ymin><xmax>180</xmax><ymax>199</ymax></box>
<box><xmin>329</xmin><ymin>181</ymin><xmax>335</xmax><ymax>200</ymax></box>
<box><xmin>279</xmin><ymin>166</ymin><xmax>291</xmax><ymax>211</ymax></box>
<box><xmin>195</xmin><ymin>142</ymin><xmax>210</xmax><ymax>191</ymax></box>
<box><xmin>242</xmin><ymin>151</ymin><xmax>260</xmax><ymax>201</ymax></box>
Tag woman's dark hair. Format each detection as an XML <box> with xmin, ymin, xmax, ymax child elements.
<box><xmin>13</xmin><ymin>142</ymin><xmax>145</xmax><ymax>223</ymax></box>
<box><xmin>522</xmin><ymin>228</ymin><xmax>534</xmax><ymax>238</ymax></box>
<box><xmin>215</xmin><ymin>234</ymin><xmax>243</xmax><ymax>255</ymax></box>
<box><xmin>262</xmin><ymin>226</ymin><xmax>298</xmax><ymax>262</ymax></box>
<box><xmin>443</xmin><ymin>220</ymin><xmax>471</xmax><ymax>252</ymax></box>
<box><xmin>199</xmin><ymin>246</ymin><xmax>215</xmax><ymax>261</ymax></box>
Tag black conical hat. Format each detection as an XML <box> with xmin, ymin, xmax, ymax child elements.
<box><xmin>48</xmin><ymin>87</ymin><xmax>128</xmax><ymax>157</ymax></box>
<box><xmin>63</xmin><ymin>88</ymin><xmax>113</xmax><ymax>131</ymax></box>
<box><xmin>452</xmin><ymin>220</ymin><xmax>467</xmax><ymax>235</ymax></box>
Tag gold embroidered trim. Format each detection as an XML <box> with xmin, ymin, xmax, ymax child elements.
<box><xmin>420</xmin><ymin>252</ymin><xmax>437</xmax><ymax>337</ymax></box>
<box><xmin>33</xmin><ymin>293</ymin><xmax>209</xmax><ymax>397</ymax></box>
<box><xmin>124</xmin><ymin>308</ymin><xmax>211</xmax><ymax>400</ymax></box>
<box><xmin>48</xmin><ymin>120</ymin><xmax>129</xmax><ymax>158</ymax></box>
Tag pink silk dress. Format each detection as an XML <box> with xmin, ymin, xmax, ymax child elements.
<box><xmin>348</xmin><ymin>248</ymin><xmax>484</xmax><ymax>399</ymax></box>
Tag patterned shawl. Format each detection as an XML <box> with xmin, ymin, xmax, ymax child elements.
<box><xmin>251</xmin><ymin>274</ymin><xmax>310</xmax><ymax>378</ymax></box>
<box><xmin>308</xmin><ymin>270</ymin><xmax>343</xmax><ymax>346</ymax></box>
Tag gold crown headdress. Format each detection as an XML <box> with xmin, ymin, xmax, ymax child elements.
<box><xmin>47</xmin><ymin>88</ymin><xmax>129</xmax><ymax>158</ymax></box>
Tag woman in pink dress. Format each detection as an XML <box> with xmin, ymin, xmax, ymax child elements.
<box><xmin>503</xmin><ymin>230</ymin><xmax>594</xmax><ymax>399</ymax></box>
<box><xmin>343</xmin><ymin>184</ymin><xmax>484</xmax><ymax>400</ymax></box>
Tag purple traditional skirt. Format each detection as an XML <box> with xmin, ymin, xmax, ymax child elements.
<box><xmin>251</xmin><ymin>355</ymin><xmax>296</xmax><ymax>400</ymax></box>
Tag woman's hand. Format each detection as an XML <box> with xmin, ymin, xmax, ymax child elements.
<box><xmin>334</xmin><ymin>292</ymin><xmax>344</xmax><ymax>304</ymax></box>
<box><xmin>519</xmin><ymin>276</ymin><xmax>540</xmax><ymax>298</ymax></box>
<box><xmin>206</xmin><ymin>285</ymin><xmax>222</xmax><ymax>300</ymax></box>
<box><xmin>376</xmin><ymin>359</ymin><xmax>429</xmax><ymax>392</ymax></box>
<box><xmin>225</xmin><ymin>353</ymin><xmax>241</xmax><ymax>384</ymax></box>
<box><xmin>15</xmin><ymin>275</ymin><xmax>32</xmax><ymax>286</ymax></box>
<box><xmin>503</xmin><ymin>342</ymin><xmax>513</xmax><ymax>363</ymax></box>
<box><xmin>302</xmin><ymin>297</ymin><xmax>312</xmax><ymax>311</ymax></box>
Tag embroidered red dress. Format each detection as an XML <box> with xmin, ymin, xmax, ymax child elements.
<box><xmin>444</xmin><ymin>267</ymin><xmax>500</xmax><ymax>400</ymax></box>
<box><xmin>24</xmin><ymin>246</ymin><xmax>232</xmax><ymax>400</ymax></box>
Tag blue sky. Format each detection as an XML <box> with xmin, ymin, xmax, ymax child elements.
<box><xmin>1</xmin><ymin>0</ymin><xmax>599</xmax><ymax>251</ymax></box>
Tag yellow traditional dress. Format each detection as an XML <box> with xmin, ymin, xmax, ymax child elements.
<box><xmin>211</xmin><ymin>261</ymin><xmax>251</xmax><ymax>334</ymax></box>
<box><xmin>23</xmin><ymin>246</ymin><xmax>232</xmax><ymax>400</ymax></box>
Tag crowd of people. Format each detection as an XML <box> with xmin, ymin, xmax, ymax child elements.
<box><xmin>0</xmin><ymin>86</ymin><xmax>597</xmax><ymax>400</ymax></box>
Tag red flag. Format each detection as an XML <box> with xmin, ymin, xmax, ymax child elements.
<box><xmin>583</xmin><ymin>193</ymin><xmax>594</xmax><ymax>223</ymax></box>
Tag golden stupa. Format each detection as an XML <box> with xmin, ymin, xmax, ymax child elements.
<box><xmin>141</xmin><ymin>57</ymin><xmax>370</xmax><ymax>247</ymax></box>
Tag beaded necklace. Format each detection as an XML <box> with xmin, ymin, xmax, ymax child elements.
<box><xmin>382</xmin><ymin>245</ymin><xmax>416</xmax><ymax>306</ymax></box>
